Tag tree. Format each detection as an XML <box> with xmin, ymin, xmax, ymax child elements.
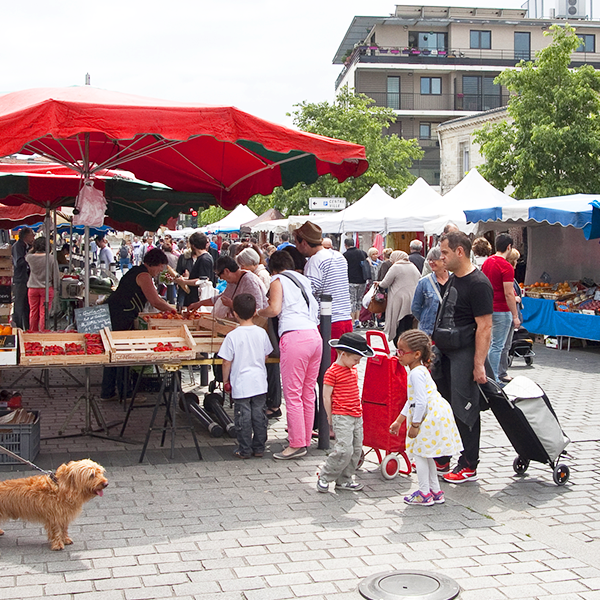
<box><xmin>259</xmin><ymin>86</ymin><xmax>423</xmax><ymax>215</ymax></box>
<box><xmin>474</xmin><ymin>24</ymin><xmax>600</xmax><ymax>199</ymax></box>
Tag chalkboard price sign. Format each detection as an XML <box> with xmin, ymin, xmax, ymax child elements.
<box><xmin>74</xmin><ymin>305</ymin><xmax>112</xmax><ymax>333</ymax></box>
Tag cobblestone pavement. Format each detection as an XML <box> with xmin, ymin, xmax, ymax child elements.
<box><xmin>0</xmin><ymin>341</ymin><xmax>599</xmax><ymax>599</ymax></box>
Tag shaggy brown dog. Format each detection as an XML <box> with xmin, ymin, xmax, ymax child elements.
<box><xmin>0</xmin><ymin>459</ymin><xmax>108</xmax><ymax>550</ymax></box>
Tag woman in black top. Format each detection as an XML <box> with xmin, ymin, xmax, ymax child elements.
<box><xmin>101</xmin><ymin>249</ymin><xmax>176</xmax><ymax>400</ymax></box>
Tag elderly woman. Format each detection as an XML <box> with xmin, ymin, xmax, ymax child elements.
<box><xmin>378</xmin><ymin>250</ymin><xmax>421</xmax><ymax>346</ymax></box>
<box><xmin>411</xmin><ymin>247</ymin><xmax>450</xmax><ymax>336</ymax></box>
<box><xmin>257</xmin><ymin>251</ymin><xmax>321</xmax><ymax>460</ymax></box>
<box><xmin>236</xmin><ymin>247</ymin><xmax>271</xmax><ymax>292</ymax></box>
<box><xmin>366</xmin><ymin>247</ymin><xmax>382</xmax><ymax>282</ymax></box>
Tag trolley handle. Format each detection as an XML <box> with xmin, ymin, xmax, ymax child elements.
<box><xmin>365</xmin><ymin>330</ymin><xmax>390</xmax><ymax>356</ymax></box>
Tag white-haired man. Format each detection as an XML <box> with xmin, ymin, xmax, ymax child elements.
<box><xmin>408</xmin><ymin>239</ymin><xmax>425</xmax><ymax>274</ymax></box>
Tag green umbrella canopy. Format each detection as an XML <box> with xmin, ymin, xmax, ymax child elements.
<box><xmin>0</xmin><ymin>164</ymin><xmax>212</xmax><ymax>234</ymax></box>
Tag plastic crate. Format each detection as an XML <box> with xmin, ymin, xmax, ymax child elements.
<box><xmin>0</xmin><ymin>410</ymin><xmax>40</xmax><ymax>464</ymax></box>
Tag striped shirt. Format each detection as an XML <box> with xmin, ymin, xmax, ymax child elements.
<box><xmin>323</xmin><ymin>363</ymin><xmax>361</xmax><ymax>417</ymax></box>
<box><xmin>304</xmin><ymin>248</ymin><xmax>351</xmax><ymax>324</ymax></box>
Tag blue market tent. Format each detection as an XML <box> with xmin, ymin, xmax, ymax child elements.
<box><xmin>464</xmin><ymin>194</ymin><xmax>600</xmax><ymax>239</ymax></box>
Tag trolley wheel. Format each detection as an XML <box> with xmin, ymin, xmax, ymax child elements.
<box><xmin>513</xmin><ymin>456</ymin><xmax>529</xmax><ymax>475</ymax></box>
<box><xmin>381</xmin><ymin>454</ymin><xmax>401</xmax><ymax>480</ymax></box>
<box><xmin>525</xmin><ymin>356</ymin><xmax>533</xmax><ymax>366</ymax></box>
<box><xmin>508</xmin><ymin>354</ymin><xmax>514</xmax><ymax>368</ymax></box>
<box><xmin>553</xmin><ymin>464</ymin><xmax>570</xmax><ymax>486</ymax></box>
<box><xmin>357</xmin><ymin>449</ymin><xmax>365</xmax><ymax>470</ymax></box>
<box><xmin>208</xmin><ymin>380</ymin><xmax>217</xmax><ymax>393</ymax></box>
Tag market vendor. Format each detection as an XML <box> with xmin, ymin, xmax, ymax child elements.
<box><xmin>101</xmin><ymin>248</ymin><xmax>176</xmax><ymax>401</ymax></box>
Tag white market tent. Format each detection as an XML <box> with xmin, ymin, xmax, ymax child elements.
<box><xmin>311</xmin><ymin>183</ymin><xmax>395</xmax><ymax>233</ymax></box>
<box><xmin>385</xmin><ymin>178</ymin><xmax>445</xmax><ymax>232</ymax></box>
<box><xmin>204</xmin><ymin>204</ymin><xmax>257</xmax><ymax>233</ymax></box>
<box><xmin>250</xmin><ymin>218</ymin><xmax>289</xmax><ymax>235</ymax></box>
<box><xmin>423</xmin><ymin>169</ymin><xmax>514</xmax><ymax>235</ymax></box>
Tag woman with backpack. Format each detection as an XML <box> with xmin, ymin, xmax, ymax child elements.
<box><xmin>118</xmin><ymin>240</ymin><xmax>132</xmax><ymax>273</ymax></box>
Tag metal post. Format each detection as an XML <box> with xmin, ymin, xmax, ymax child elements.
<box><xmin>317</xmin><ymin>294</ymin><xmax>332</xmax><ymax>450</ymax></box>
<box><xmin>44</xmin><ymin>208</ymin><xmax>51</xmax><ymax>330</ymax></box>
<box><xmin>84</xmin><ymin>226</ymin><xmax>90</xmax><ymax>307</ymax></box>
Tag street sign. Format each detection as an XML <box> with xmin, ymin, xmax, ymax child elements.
<box><xmin>309</xmin><ymin>197</ymin><xmax>346</xmax><ymax>210</ymax></box>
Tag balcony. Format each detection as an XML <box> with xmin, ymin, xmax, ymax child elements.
<box><xmin>336</xmin><ymin>45</ymin><xmax>600</xmax><ymax>89</ymax></box>
<box><xmin>364</xmin><ymin>91</ymin><xmax>510</xmax><ymax>113</ymax></box>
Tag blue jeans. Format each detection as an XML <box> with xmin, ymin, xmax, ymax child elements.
<box><xmin>489</xmin><ymin>312</ymin><xmax>513</xmax><ymax>382</ymax></box>
<box><xmin>233</xmin><ymin>394</ymin><xmax>268</xmax><ymax>457</ymax></box>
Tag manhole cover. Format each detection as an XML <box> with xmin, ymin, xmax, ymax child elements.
<box><xmin>359</xmin><ymin>569</ymin><xmax>460</xmax><ymax>600</ymax></box>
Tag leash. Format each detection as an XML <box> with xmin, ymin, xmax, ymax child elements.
<box><xmin>0</xmin><ymin>444</ymin><xmax>57</xmax><ymax>484</ymax></box>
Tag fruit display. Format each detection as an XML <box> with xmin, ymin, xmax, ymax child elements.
<box><xmin>142</xmin><ymin>312</ymin><xmax>184</xmax><ymax>321</ymax></box>
<box><xmin>0</xmin><ymin>326</ymin><xmax>12</xmax><ymax>335</ymax></box>
<box><xmin>577</xmin><ymin>299</ymin><xmax>600</xmax><ymax>314</ymax></box>
<box><xmin>0</xmin><ymin>277</ymin><xmax>11</xmax><ymax>286</ymax></box>
<box><xmin>84</xmin><ymin>333</ymin><xmax>105</xmax><ymax>355</ymax></box>
<box><xmin>152</xmin><ymin>342</ymin><xmax>192</xmax><ymax>352</ymax></box>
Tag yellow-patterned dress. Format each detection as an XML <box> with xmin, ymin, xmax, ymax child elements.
<box><xmin>402</xmin><ymin>365</ymin><xmax>463</xmax><ymax>458</ymax></box>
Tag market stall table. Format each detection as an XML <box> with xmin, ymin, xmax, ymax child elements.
<box><xmin>522</xmin><ymin>296</ymin><xmax>600</xmax><ymax>348</ymax></box>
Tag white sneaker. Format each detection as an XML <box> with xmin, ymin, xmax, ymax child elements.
<box><xmin>317</xmin><ymin>478</ymin><xmax>329</xmax><ymax>493</ymax></box>
<box><xmin>337</xmin><ymin>481</ymin><xmax>364</xmax><ymax>491</ymax></box>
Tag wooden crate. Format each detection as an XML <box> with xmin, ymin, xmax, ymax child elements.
<box><xmin>145</xmin><ymin>317</ymin><xmax>202</xmax><ymax>331</ymax></box>
<box><xmin>194</xmin><ymin>315</ymin><xmax>238</xmax><ymax>336</ymax></box>
<box><xmin>18</xmin><ymin>330</ymin><xmax>110</xmax><ymax>366</ymax></box>
<box><xmin>104</xmin><ymin>325</ymin><xmax>196</xmax><ymax>363</ymax></box>
<box><xmin>190</xmin><ymin>315</ymin><xmax>237</xmax><ymax>356</ymax></box>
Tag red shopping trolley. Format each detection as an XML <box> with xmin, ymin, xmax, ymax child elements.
<box><xmin>360</xmin><ymin>330</ymin><xmax>411</xmax><ymax>479</ymax></box>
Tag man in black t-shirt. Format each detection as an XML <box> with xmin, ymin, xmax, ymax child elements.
<box><xmin>432</xmin><ymin>232</ymin><xmax>493</xmax><ymax>484</ymax></box>
<box><xmin>343</xmin><ymin>238</ymin><xmax>367</xmax><ymax>328</ymax></box>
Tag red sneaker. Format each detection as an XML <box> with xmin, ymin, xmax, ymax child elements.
<box><xmin>442</xmin><ymin>466</ymin><xmax>478</xmax><ymax>483</ymax></box>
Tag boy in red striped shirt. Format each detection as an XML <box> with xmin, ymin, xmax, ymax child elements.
<box><xmin>317</xmin><ymin>332</ymin><xmax>374</xmax><ymax>493</ymax></box>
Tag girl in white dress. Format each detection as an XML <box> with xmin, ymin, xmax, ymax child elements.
<box><xmin>390</xmin><ymin>330</ymin><xmax>463</xmax><ymax>506</ymax></box>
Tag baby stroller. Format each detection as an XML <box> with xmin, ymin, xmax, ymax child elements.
<box><xmin>508</xmin><ymin>327</ymin><xmax>535</xmax><ymax>366</ymax></box>
<box><xmin>479</xmin><ymin>376</ymin><xmax>570</xmax><ymax>485</ymax></box>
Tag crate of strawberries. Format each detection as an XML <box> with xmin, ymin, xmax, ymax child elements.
<box><xmin>19</xmin><ymin>330</ymin><xmax>110</xmax><ymax>366</ymax></box>
<box><xmin>104</xmin><ymin>325</ymin><xmax>196</xmax><ymax>363</ymax></box>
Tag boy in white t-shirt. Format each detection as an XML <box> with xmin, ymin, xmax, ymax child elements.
<box><xmin>218</xmin><ymin>293</ymin><xmax>274</xmax><ymax>459</ymax></box>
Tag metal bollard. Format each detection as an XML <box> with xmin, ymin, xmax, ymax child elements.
<box><xmin>317</xmin><ymin>294</ymin><xmax>332</xmax><ymax>450</ymax></box>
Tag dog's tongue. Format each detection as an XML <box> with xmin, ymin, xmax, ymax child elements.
<box><xmin>96</xmin><ymin>489</ymin><xmax>104</xmax><ymax>497</ymax></box>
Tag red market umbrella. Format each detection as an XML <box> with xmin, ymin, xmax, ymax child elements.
<box><xmin>0</xmin><ymin>201</ymin><xmax>45</xmax><ymax>229</ymax></box>
<box><xmin>0</xmin><ymin>86</ymin><xmax>368</xmax><ymax>210</ymax></box>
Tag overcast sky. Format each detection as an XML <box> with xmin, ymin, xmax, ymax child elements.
<box><xmin>2</xmin><ymin>0</ymin><xmax>525</xmax><ymax>127</ymax></box>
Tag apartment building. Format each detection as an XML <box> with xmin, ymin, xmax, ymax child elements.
<box><xmin>334</xmin><ymin>3</ymin><xmax>600</xmax><ymax>185</ymax></box>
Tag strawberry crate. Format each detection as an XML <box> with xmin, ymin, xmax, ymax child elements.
<box><xmin>18</xmin><ymin>330</ymin><xmax>110</xmax><ymax>366</ymax></box>
<box><xmin>104</xmin><ymin>325</ymin><xmax>196</xmax><ymax>363</ymax></box>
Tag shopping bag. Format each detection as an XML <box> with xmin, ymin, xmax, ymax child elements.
<box><xmin>362</xmin><ymin>285</ymin><xmax>375</xmax><ymax>309</ymax></box>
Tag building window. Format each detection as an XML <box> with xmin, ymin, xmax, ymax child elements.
<box><xmin>460</xmin><ymin>142</ymin><xmax>470</xmax><ymax>176</ymax></box>
<box><xmin>462</xmin><ymin>75</ymin><xmax>502</xmax><ymax>111</ymax></box>
<box><xmin>387</xmin><ymin>76</ymin><xmax>400</xmax><ymax>110</ymax></box>
<box><xmin>470</xmin><ymin>30</ymin><xmax>491</xmax><ymax>49</ymax></box>
<box><xmin>408</xmin><ymin>32</ymin><xmax>448</xmax><ymax>51</ymax></box>
<box><xmin>514</xmin><ymin>32</ymin><xmax>531</xmax><ymax>61</ymax></box>
<box><xmin>419</xmin><ymin>123</ymin><xmax>432</xmax><ymax>139</ymax></box>
<box><xmin>577</xmin><ymin>34</ymin><xmax>595</xmax><ymax>52</ymax></box>
<box><xmin>421</xmin><ymin>77</ymin><xmax>442</xmax><ymax>95</ymax></box>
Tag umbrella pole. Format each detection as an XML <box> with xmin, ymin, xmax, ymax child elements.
<box><xmin>84</xmin><ymin>132</ymin><xmax>91</xmax><ymax>308</ymax></box>
<box><xmin>84</xmin><ymin>226</ymin><xmax>90</xmax><ymax>307</ymax></box>
<box><xmin>44</xmin><ymin>208</ymin><xmax>51</xmax><ymax>331</ymax></box>
<box><xmin>53</xmin><ymin>209</ymin><xmax>59</xmax><ymax>330</ymax></box>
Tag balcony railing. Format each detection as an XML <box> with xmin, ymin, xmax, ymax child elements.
<box><xmin>336</xmin><ymin>44</ymin><xmax>600</xmax><ymax>89</ymax></box>
<box><xmin>365</xmin><ymin>91</ymin><xmax>510</xmax><ymax>112</ymax></box>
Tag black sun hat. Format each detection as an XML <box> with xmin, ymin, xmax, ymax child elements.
<box><xmin>328</xmin><ymin>332</ymin><xmax>375</xmax><ymax>358</ymax></box>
